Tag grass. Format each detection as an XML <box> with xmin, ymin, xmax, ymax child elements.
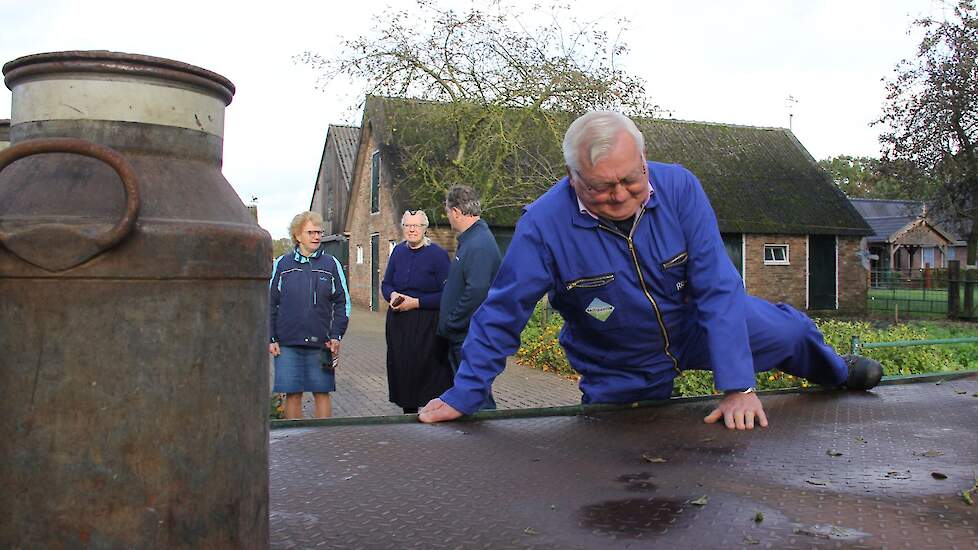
<box><xmin>867</xmin><ymin>287</ymin><xmax>978</xmax><ymax>317</ymax></box>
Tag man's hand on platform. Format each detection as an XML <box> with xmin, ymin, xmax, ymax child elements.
<box><xmin>704</xmin><ymin>391</ymin><xmax>768</xmax><ymax>430</ymax></box>
<box><xmin>418</xmin><ymin>398</ymin><xmax>462</xmax><ymax>423</ymax></box>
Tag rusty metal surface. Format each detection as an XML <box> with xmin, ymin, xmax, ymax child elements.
<box><xmin>0</xmin><ymin>138</ymin><xmax>140</xmax><ymax>271</ymax></box>
<box><xmin>0</xmin><ymin>55</ymin><xmax>269</xmax><ymax>548</ymax></box>
<box><xmin>270</xmin><ymin>376</ymin><xmax>978</xmax><ymax>549</ymax></box>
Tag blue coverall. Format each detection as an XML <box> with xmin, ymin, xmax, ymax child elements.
<box><xmin>439</xmin><ymin>162</ymin><xmax>849</xmax><ymax>414</ymax></box>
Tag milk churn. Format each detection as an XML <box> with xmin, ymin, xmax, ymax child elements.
<box><xmin>0</xmin><ymin>52</ymin><xmax>270</xmax><ymax>548</ymax></box>
<box><xmin>0</xmin><ymin>119</ymin><xmax>9</xmax><ymax>151</ymax></box>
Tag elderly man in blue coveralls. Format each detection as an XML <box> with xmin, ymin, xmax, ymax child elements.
<box><xmin>419</xmin><ymin>111</ymin><xmax>883</xmax><ymax>430</ymax></box>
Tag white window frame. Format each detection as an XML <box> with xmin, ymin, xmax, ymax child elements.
<box><xmin>356</xmin><ymin>245</ymin><xmax>364</xmax><ymax>264</ymax></box>
<box><xmin>763</xmin><ymin>244</ymin><xmax>790</xmax><ymax>265</ymax></box>
<box><xmin>389</xmin><ymin>240</ymin><xmax>396</xmax><ymax>256</ymax></box>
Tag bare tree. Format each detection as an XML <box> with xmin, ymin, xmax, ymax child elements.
<box><xmin>296</xmin><ymin>0</ymin><xmax>657</xmax><ymax>219</ymax></box>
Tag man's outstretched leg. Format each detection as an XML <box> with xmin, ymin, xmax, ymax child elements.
<box><xmin>742</xmin><ymin>296</ymin><xmax>883</xmax><ymax>389</ymax></box>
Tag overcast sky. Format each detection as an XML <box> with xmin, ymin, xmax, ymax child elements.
<box><xmin>0</xmin><ymin>0</ymin><xmax>944</xmax><ymax>238</ymax></box>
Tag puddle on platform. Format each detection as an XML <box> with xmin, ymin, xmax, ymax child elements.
<box><xmin>578</xmin><ymin>498</ymin><xmax>685</xmax><ymax>538</ymax></box>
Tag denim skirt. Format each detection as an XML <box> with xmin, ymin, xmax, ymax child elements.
<box><xmin>273</xmin><ymin>345</ymin><xmax>336</xmax><ymax>393</ymax></box>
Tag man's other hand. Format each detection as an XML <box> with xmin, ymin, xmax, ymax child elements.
<box><xmin>704</xmin><ymin>391</ymin><xmax>768</xmax><ymax>430</ymax></box>
<box><xmin>418</xmin><ymin>398</ymin><xmax>462</xmax><ymax>423</ymax></box>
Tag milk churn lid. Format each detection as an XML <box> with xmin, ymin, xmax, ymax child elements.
<box><xmin>3</xmin><ymin>50</ymin><xmax>235</xmax><ymax>105</ymax></box>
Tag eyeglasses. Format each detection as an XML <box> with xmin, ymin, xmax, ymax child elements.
<box><xmin>305</xmin><ymin>230</ymin><xmax>324</xmax><ymax>236</ymax></box>
<box><xmin>574</xmin><ymin>164</ymin><xmax>648</xmax><ymax>196</ymax></box>
<box><xmin>401</xmin><ymin>224</ymin><xmax>427</xmax><ymax>229</ymax></box>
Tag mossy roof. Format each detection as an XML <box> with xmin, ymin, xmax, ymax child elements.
<box><xmin>364</xmin><ymin>96</ymin><xmax>871</xmax><ymax>236</ymax></box>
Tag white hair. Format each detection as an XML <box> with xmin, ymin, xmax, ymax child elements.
<box><xmin>562</xmin><ymin>111</ymin><xmax>645</xmax><ymax>175</ymax></box>
<box><xmin>401</xmin><ymin>210</ymin><xmax>431</xmax><ymax>246</ymax></box>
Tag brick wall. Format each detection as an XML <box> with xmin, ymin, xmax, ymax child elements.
<box><xmin>743</xmin><ymin>234</ymin><xmax>867</xmax><ymax>314</ymax></box>
<box><xmin>837</xmin><ymin>236</ymin><xmax>867</xmax><ymax>315</ymax></box>
<box><xmin>345</xmin><ymin>127</ymin><xmax>400</xmax><ymax>310</ymax></box>
<box><xmin>744</xmin><ymin>234</ymin><xmax>808</xmax><ymax>309</ymax></box>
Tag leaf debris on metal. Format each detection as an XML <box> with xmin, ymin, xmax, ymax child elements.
<box><xmin>753</xmin><ymin>512</ymin><xmax>764</xmax><ymax>523</ymax></box>
<box><xmin>689</xmin><ymin>495</ymin><xmax>709</xmax><ymax>506</ymax></box>
<box><xmin>826</xmin><ymin>449</ymin><xmax>843</xmax><ymax>457</ymax></box>
<box><xmin>642</xmin><ymin>453</ymin><xmax>667</xmax><ymax>463</ymax></box>
<box><xmin>915</xmin><ymin>450</ymin><xmax>944</xmax><ymax>457</ymax></box>
<box><xmin>806</xmin><ymin>479</ymin><xmax>828</xmax><ymax>486</ymax></box>
<box><xmin>932</xmin><ymin>472</ymin><xmax>948</xmax><ymax>480</ymax></box>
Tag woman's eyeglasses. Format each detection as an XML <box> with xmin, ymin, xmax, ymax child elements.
<box><xmin>401</xmin><ymin>224</ymin><xmax>426</xmax><ymax>230</ymax></box>
<box><xmin>305</xmin><ymin>230</ymin><xmax>324</xmax><ymax>236</ymax></box>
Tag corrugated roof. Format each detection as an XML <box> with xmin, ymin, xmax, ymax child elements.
<box><xmin>365</xmin><ymin>96</ymin><xmax>871</xmax><ymax>235</ymax></box>
<box><xmin>328</xmin><ymin>125</ymin><xmax>360</xmax><ymax>190</ymax></box>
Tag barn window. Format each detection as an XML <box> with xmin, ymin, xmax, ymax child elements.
<box><xmin>370</xmin><ymin>151</ymin><xmax>380</xmax><ymax>213</ymax></box>
<box><xmin>763</xmin><ymin>244</ymin><xmax>789</xmax><ymax>265</ymax></box>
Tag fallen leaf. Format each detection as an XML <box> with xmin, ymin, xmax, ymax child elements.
<box><xmin>523</xmin><ymin>527</ymin><xmax>539</xmax><ymax>536</ymax></box>
<box><xmin>935</xmin><ymin>379</ymin><xmax>944</xmax><ymax>385</ymax></box>
<box><xmin>932</xmin><ymin>472</ymin><xmax>948</xmax><ymax>480</ymax></box>
<box><xmin>955</xmin><ymin>389</ymin><xmax>967</xmax><ymax>395</ymax></box>
<box><xmin>753</xmin><ymin>512</ymin><xmax>764</xmax><ymax>523</ymax></box>
<box><xmin>342</xmin><ymin>476</ymin><xmax>354</xmax><ymax>481</ymax></box>
<box><xmin>915</xmin><ymin>450</ymin><xmax>944</xmax><ymax>457</ymax></box>
<box><xmin>963</xmin><ymin>491</ymin><xmax>974</xmax><ymax>506</ymax></box>
<box><xmin>973</xmin><ymin>392</ymin><xmax>978</xmax><ymax>397</ymax></box>
<box><xmin>826</xmin><ymin>449</ymin><xmax>843</xmax><ymax>457</ymax></box>
<box><xmin>854</xmin><ymin>436</ymin><xmax>867</xmax><ymax>444</ymax></box>
<box><xmin>883</xmin><ymin>470</ymin><xmax>912</xmax><ymax>480</ymax></box>
<box><xmin>689</xmin><ymin>495</ymin><xmax>709</xmax><ymax>506</ymax></box>
<box><xmin>743</xmin><ymin>534</ymin><xmax>759</xmax><ymax>545</ymax></box>
<box><xmin>642</xmin><ymin>453</ymin><xmax>667</xmax><ymax>463</ymax></box>
<box><xmin>700</xmin><ymin>436</ymin><xmax>716</xmax><ymax>443</ymax></box>
<box><xmin>806</xmin><ymin>479</ymin><xmax>828</xmax><ymax>486</ymax></box>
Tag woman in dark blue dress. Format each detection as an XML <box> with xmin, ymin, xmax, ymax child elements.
<box><xmin>382</xmin><ymin>210</ymin><xmax>452</xmax><ymax>414</ymax></box>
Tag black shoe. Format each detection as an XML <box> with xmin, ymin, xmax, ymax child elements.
<box><xmin>842</xmin><ymin>355</ymin><xmax>883</xmax><ymax>390</ymax></box>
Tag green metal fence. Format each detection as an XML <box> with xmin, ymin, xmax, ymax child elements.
<box><xmin>850</xmin><ymin>335</ymin><xmax>978</xmax><ymax>354</ymax></box>
<box><xmin>868</xmin><ymin>261</ymin><xmax>978</xmax><ymax>319</ymax></box>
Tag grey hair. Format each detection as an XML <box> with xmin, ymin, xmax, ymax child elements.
<box><xmin>445</xmin><ymin>185</ymin><xmax>482</xmax><ymax>217</ymax></box>
<box><xmin>401</xmin><ymin>210</ymin><xmax>431</xmax><ymax>246</ymax></box>
<box><xmin>562</xmin><ymin>111</ymin><xmax>645</xmax><ymax>175</ymax></box>
<box><xmin>288</xmin><ymin>211</ymin><xmax>324</xmax><ymax>246</ymax></box>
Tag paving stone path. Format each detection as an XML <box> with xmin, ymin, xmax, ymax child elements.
<box><xmin>270</xmin><ymin>306</ymin><xmax>582</xmax><ymax>417</ymax></box>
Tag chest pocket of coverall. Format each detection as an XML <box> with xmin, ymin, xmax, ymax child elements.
<box><xmin>659</xmin><ymin>251</ymin><xmax>689</xmax><ymax>300</ymax></box>
<box><xmin>562</xmin><ymin>272</ymin><xmax>624</xmax><ymax>331</ymax></box>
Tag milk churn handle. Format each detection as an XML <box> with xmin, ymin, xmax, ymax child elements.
<box><xmin>0</xmin><ymin>138</ymin><xmax>141</xmax><ymax>250</ymax></box>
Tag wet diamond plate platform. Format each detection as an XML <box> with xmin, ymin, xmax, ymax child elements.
<box><xmin>270</xmin><ymin>376</ymin><xmax>978</xmax><ymax>549</ymax></box>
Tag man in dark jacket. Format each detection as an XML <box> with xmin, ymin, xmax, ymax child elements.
<box><xmin>438</xmin><ymin>184</ymin><xmax>502</xmax><ymax>410</ymax></box>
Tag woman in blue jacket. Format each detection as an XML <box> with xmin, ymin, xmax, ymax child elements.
<box><xmin>269</xmin><ymin>212</ymin><xmax>350</xmax><ymax>419</ymax></box>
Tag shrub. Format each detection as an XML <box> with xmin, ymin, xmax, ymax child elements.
<box><xmin>270</xmin><ymin>394</ymin><xmax>285</xmax><ymax>419</ymax></box>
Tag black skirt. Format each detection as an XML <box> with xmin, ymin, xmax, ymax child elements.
<box><xmin>385</xmin><ymin>308</ymin><xmax>454</xmax><ymax>409</ymax></box>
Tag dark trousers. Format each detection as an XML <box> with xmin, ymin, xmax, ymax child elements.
<box><xmin>449</xmin><ymin>340</ymin><xmax>497</xmax><ymax>410</ymax></box>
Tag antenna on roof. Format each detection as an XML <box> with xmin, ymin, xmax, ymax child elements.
<box><xmin>785</xmin><ymin>95</ymin><xmax>798</xmax><ymax>131</ymax></box>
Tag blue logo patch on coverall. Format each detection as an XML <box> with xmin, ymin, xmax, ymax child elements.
<box><xmin>586</xmin><ymin>298</ymin><xmax>615</xmax><ymax>321</ymax></box>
